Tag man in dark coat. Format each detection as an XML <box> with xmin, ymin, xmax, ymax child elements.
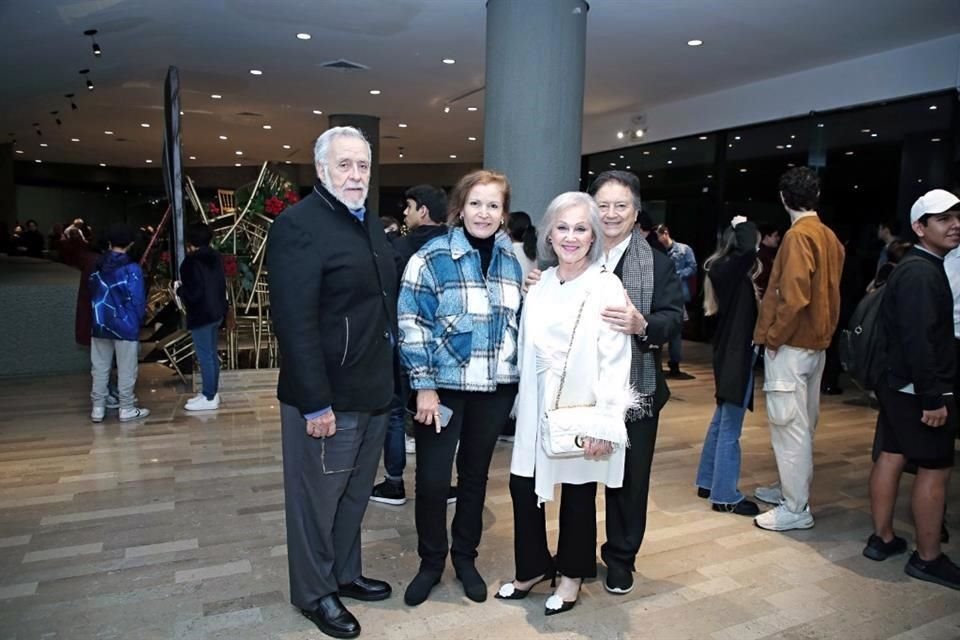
<box><xmin>267</xmin><ymin>126</ymin><xmax>398</xmax><ymax>639</ymax></box>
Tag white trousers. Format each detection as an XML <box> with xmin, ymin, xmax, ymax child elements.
<box><xmin>763</xmin><ymin>345</ymin><xmax>826</xmax><ymax>513</ymax></box>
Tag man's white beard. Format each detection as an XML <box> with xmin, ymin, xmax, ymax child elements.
<box><xmin>322</xmin><ymin>166</ymin><xmax>368</xmax><ymax>210</ymax></box>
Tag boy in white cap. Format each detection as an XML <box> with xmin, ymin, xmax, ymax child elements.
<box><xmin>865</xmin><ymin>188</ymin><xmax>960</xmax><ymax>590</ymax></box>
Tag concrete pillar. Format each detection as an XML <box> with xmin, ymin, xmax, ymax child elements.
<box><xmin>484</xmin><ymin>0</ymin><xmax>588</xmax><ymax>223</ymax></box>
<box><xmin>327</xmin><ymin>114</ymin><xmax>381</xmax><ymax>215</ymax></box>
<box><xmin>0</xmin><ymin>143</ymin><xmax>16</xmax><ymax>230</ymax></box>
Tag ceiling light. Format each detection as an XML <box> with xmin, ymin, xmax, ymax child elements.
<box><xmin>284</xmin><ymin>160</ymin><xmax>292</xmax><ymax>164</ymax></box>
<box><xmin>616</xmin><ymin>131</ymin><xmax>624</xmax><ymax>139</ymax></box>
<box><xmin>398</xmin><ymin>123</ymin><xmax>407</xmax><ymax>128</ymax></box>
<box><xmin>870</xmin><ymin>133</ymin><xmax>877</xmax><ymax>138</ymax></box>
<box><xmin>642</xmin><ymin>150</ymin><xmax>650</xmax><ymax>155</ymax></box>
<box><xmin>931</xmin><ymin>137</ymin><xmax>942</xmax><ymax>142</ymax></box>
<box><xmin>734</xmin><ymin>135</ymin><xmax>741</xmax><ymax>140</ymax></box>
<box><xmin>15</xmin><ymin>149</ymin><xmax>23</xmax><ymax>154</ymax></box>
<box><xmin>98</xmin><ymin>162</ymin><xmax>106</xmax><ymax>167</ymax></box>
<box><xmin>929</xmin><ymin>105</ymin><xmax>938</xmax><ymax>110</ymax></box>
<box><xmin>312</xmin><ymin>109</ymin><xmax>323</xmax><ymax>115</ymax></box>
<box><xmin>790</xmin><ymin>135</ymin><xmax>796</xmax><ymax>139</ymax></box>
<box><xmin>610</xmin><ymin>163</ymin><xmax>616</xmax><ymax>167</ymax></box>
<box><xmin>104</xmin><ymin>130</ymin><xmax>113</xmax><ymax>135</ymax></box>
<box><xmin>449</xmin><ymin>154</ymin><xmax>457</xmax><ymax>159</ymax></box>
<box><xmin>587</xmin><ymin>170</ymin><xmax>594</xmax><ymax>175</ymax></box>
<box><xmin>634</xmin><ymin>129</ymin><xmax>644</xmax><ymax>137</ymax></box>
<box><xmin>249</xmin><ymin>69</ymin><xmax>263</xmax><ymax>75</ymax></box>
<box><xmin>467</xmin><ymin>107</ymin><xmax>478</xmax><ymax>112</ymax></box>
<box><xmin>86</xmin><ymin>78</ymin><xmax>94</xmax><ymax>90</ymax></box>
<box><xmin>443</xmin><ymin>106</ymin><xmax>451</xmax><ymax>113</ymax></box>
<box><xmin>40</xmin><ymin>143</ymin><xmax>49</xmax><ymax>148</ymax></box>
<box><xmin>776</xmin><ymin>145</ymin><xmax>785</xmax><ymax>150</ymax></box>
<box><xmin>218</xmin><ymin>135</ymin><xmax>228</xmax><ymax>140</ymax></box>
<box><xmin>788</xmin><ymin>162</ymin><xmax>795</xmax><ymax>167</ymax></box>
<box><xmin>845</xmin><ymin>151</ymin><xmax>854</xmax><ymax>155</ymax></box>
<box><xmin>35</xmin><ymin>159</ymin><xmax>42</xmax><ymax>164</ymax></box>
<box><xmin>817</xmin><ymin>123</ymin><xmax>824</xmax><ymax>128</ymax></box>
<box><xmin>647</xmin><ymin>174</ymin><xmax>653</xmax><ymax>178</ymax></box>
<box><xmin>699</xmin><ymin>136</ymin><xmax>707</xmax><ymax>140</ymax></box>
<box><xmin>670</xmin><ymin>146</ymin><xmax>677</xmax><ymax>151</ymax></box>
<box><xmin>210</xmin><ymin>94</ymin><xmax>222</xmax><ymax>99</ymax></box>
<box><xmin>296</xmin><ymin>33</ymin><xmax>311</xmax><ymax>40</ymax></box>
<box><xmin>619</xmin><ymin>155</ymin><xmax>625</xmax><ymax>159</ymax></box>
<box><xmin>369</xmin><ymin>89</ymin><xmax>381</xmax><ymax>95</ymax></box>
<box><xmin>687</xmin><ymin>39</ymin><xmax>703</xmax><ymax>47</ymax></box>
<box><xmin>140</xmin><ymin>123</ymin><xmax>150</xmax><ymax>128</ymax></box>
<box><xmin>785</xmin><ymin>144</ymin><xmax>792</xmax><ymax>148</ymax></box>
<box><xmin>707</xmin><ymin>174</ymin><xmax>713</xmax><ymax>179</ymax></box>
<box><xmin>262</xmin><ymin>124</ymin><xmax>272</xmax><ymax>130</ymax></box>
<box><xmin>861</xmin><ymin>128</ymin><xmax>871</xmax><ymax>133</ymax></box>
<box><xmin>467</xmin><ymin>136</ymin><xmax>477</xmax><ymax>141</ymax></box>
<box><xmin>282</xmin><ymin>144</ymin><xmax>291</xmax><ymax>149</ymax></box>
<box><xmin>398</xmin><ymin>153</ymin><xmax>404</xmax><ymax>158</ymax></box>
<box><xmin>235</xmin><ymin>150</ymin><xmax>243</xmax><ymax>155</ymax></box>
<box><xmin>667</xmin><ymin>160</ymin><xmax>673</xmax><ymax>165</ymax></box>
<box><xmin>739</xmin><ymin>168</ymin><xmax>747</xmax><ymax>173</ymax></box>
<box><xmin>626</xmin><ymin>165</ymin><xmax>631</xmax><ymax>169</ymax></box>
<box><xmin>145</xmin><ymin>159</ymin><xmax>153</xmax><ymax>163</ymax></box>
<box><xmin>442</xmin><ymin>58</ymin><xmax>456</xmax><ymax>64</ymax></box>
<box><xmin>70</xmin><ymin>138</ymin><xmax>79</xmax><ymax>142</ymax></box>
<box><xmin>188</xmin><ymin>156</ymin><xmax>196</xmax><ymax>160</ymax></box>
<box><xmin>235</xmin><ymin>162</ymin><xmax>241</xmax><ymax>166</ymax></box>
<box><xmin>728</xmin><ymin>144</ymin><xmax>733</xmax><ymax>148</ymax></box>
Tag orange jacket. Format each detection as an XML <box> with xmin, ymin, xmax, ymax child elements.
<box><xmin>753</xmin><ymin>215</ymin><xmax>844</xmax><ymax>351</ymax></box>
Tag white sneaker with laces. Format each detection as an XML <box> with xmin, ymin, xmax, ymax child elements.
<box><xmin>754</xmin><ymin>504</ymin><xmax>814</xmax><ymax>531</ymax></box>
<box><xmin>119</xmin><ymin>407</ymin><xmax>151</xmax><ymax>422</ymax></box>
<box><xmin>754</xmin><ymin>484</ymin><xmax>784</xmax><ymax>505</ymax></box>
<box><xmin>91</xmin><ymin>406</ymin><xmax>106</xmax><ymax>423</ymax></box>
<box><xmin>405</xmin><ymin>435</ymin><xmax>416</xmax><ymax>455</ymax></box>
<box><xmin>185</xmin><ymin>393</ymin><xmax>220</xmax><ymax>411</ymax></box>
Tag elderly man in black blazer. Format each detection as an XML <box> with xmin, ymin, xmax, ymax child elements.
<box><xmin>267</xmin><ymin>126</ymin><xmax>398</xmax><ymax>639</ymax></box>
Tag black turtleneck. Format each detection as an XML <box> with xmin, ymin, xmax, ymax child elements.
<box><xmin>464</xmin><ymin>228</ymin><xmax>495</xmax><ymax>275</ymax></box>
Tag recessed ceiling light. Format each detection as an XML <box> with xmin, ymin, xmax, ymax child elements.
<box><xmin>777</xmin><ymin>145</ymin><xmax>785</xmax><ymax>150</ymax></box>
<box><xmin>188</xmin><ymin>156</ymin><xmax>196</xmax><ymax>160</ymax></box>
<box><xmin>642</xmin><ymin>150</ymin><xmax>650</xmax><ymax>155</ymax></box>
<box><xmin>667</xmin><ymin>160</ymin><xmax>673</xmax><ymax>165</ymax></box>
<box><xmin>282</xmin><ymin>144</ymin><xmax>291</xmax><ymax>149</ymax></box>
<box><xmin>929</xmin><ymin>105</ymin><xmax>938</xmax><ymax>110</ymax></box>
<box><xmin>442</xmin><ymin>58</ymin><xmax>456</xmax><ymax>64</ymax></box>
<box><xmin>734</xmin><ymin>135</ymin><xmax>741</xmax><ymax>140</ymax></box>
<box><xmin>728</xmin><ymin>144</ymin><xmax>733</xmax><ymax>148</ymax></box>
<box><xmin>634</xmin><ymin>129</ymin><xmax>644</xmax><ymax>138</ymax></box>
<box><xmin>468</xmin><ymin>136</ymin><xmax>477</xmax><ymax>141</ymax></box>
<box><xmin>931</xmin><ymin>137</ymin><xmax>942</xmax><ymax>142</ymax></box>
<box><xmin>610</xmin><ymin>163</ymin><xmax>616</xmax><ymax>167</ymax></box>
<box><xmin>626</xmin><ymin>165</ymin><xmax>631</xmax><ymax>169</ymax></box>
<box><xmin>284</xmin><ymin>160</ymin><xmax>292</xmax><ymax>164</ymax></box>
<box><xmin>235</xmin><ymin>162</ymin><xmax>241</xmax><ymax>167</ymax></box>
<box><xmin>70</xmin><ymin>138</ymin><xmax>79</xmax><ymax>142</ymax></box>
<box><xmin>449</xmin><ymin>154</ymin><xmax>457</xmax><ymax>159</ymax></box>
<box><xmin>467</xmin><ymin>106</ymin><xmax>478</xmax><ymax>112</ymax></box>
<box><xmin>219</xmin><ymin>135</ymin><xmax>228</xmax><ymax>140</ymax></box>
<box><xmin>790</xmin><ymin>134</ymin><xmax>796</xmax><ymax>140</ymax></box>
<box><xmin>262</xmin><ymin>124</ymin><xmax>272</xmax><ymax>130</ymax></box>
<box><xmin>180</xmin><ymin>111</ymin><xmax>184</xmax><ymax>116</ymax></box>
<box><xmin>788</xmin><ymin>163</ymin><xmax>795</xmax><ymax>167</ymax></box>
<box><xmin>312</xmin><ymin>109</ymin><xmax>323</xmax><ymax>115</ymax></box>
<box><xmin>104</xmin><ymin>130</ymin><xmax>114</xmax><ymax>135</ymax></box>
<box><xmin>296</xmin><ymin>33</ymin><xmax>311</xmax><ymax>40</ymax></box>
<box><xmin>398</xmin><ymin>123</ymin><xmax>407</xmax><ymax>128</ymax></box>
<box><xmin>707</xmin><ymin>174</ymin><xmax>713</xmax><ymax>179</ymax></box>
<box><xmin>845</xmin><ymin>151</ymin><xmax>854</xmax><ymax>155</ymax></box>
<box><xmin>249</xmin><ymin>69</ymin><xmax>263</xmax><ymax>75</ymax></box>
<box><xmin>619</xmin><ymin>155</ymin><xmax>625</xmax><ymax>159</ymax></box>
<box><xmin>870</xmin><ymin>133</ymin><xmax>877</xmax><ymax>138</ymax></box>
<box><xmin>140</xmin><ymin>123</ymin><xmax>150</xmax><ymax>128</ymax></box>
<box><xmin>235</xmin><ymin>150</ymin><xmax>243</xmax><ymax>155</ymax></box>
<box><xmin>817</xmin><ymin>123</ymin><xmax>825</xmax><ymax>128</ymax></box>
<box><xmin>739</xmin><ymin>168</ymin><xmax>747</xmax><ymax>173</ymax></box>
<box><xmin>861</xmin><ymin>128</ymin><xmax>871</xmax><ymax>133</ymax></box>
<box><xmin>369</xmin><ymin>89</ymin><xmax>381</xmax><ymax>95</ymax></box>
<box><xmin>616</xmin><ymin>131</ymin><xmax>624</xmax><ymax>139</ymax></box>
<box><xmin>699</xmin><ymin>136</ymin><xmax>707</xmax><ymax>140</ymax></box>
<box><xmin>210</xmin><ymin>94</ymin><xmax>222</xmax><ymax>99</ymax></box>
<box><xmin>670</xmin><ymin>146</ymin><xmax>677</xmax><ymax>151</ymax></box>
<box><xmin>98</xmin><ymin>162</ymin><xmax>106</xmax><ymax>167</ymax></box>
<box><xmin>687</xmin><ymin>39</ymin><xmax>703</xmax><ymax>47</ymax></box>
<box><xmin>399</xmin><ymin>153</ymin><xmax>404</xmax><ymax>158</ymax></box>
<box><xmin>647</xmin><ymin>174</ymin><xmax>653</xmax><ymax>178</ymax></box>
<box><xmin>35</xmin><ymin>159</ymin><xmax>42</xmax><ymax>163</ymax></box>
<box><xmin>145</xmin><ymin>159</ymin><xmax>153</xmax><ymax>163</ymax></box>
<box><xmin>40</xmin><ymin>143</ymin><xmax>48</xmax><ymax>147</ymax></box>
<box><xmin>587</xmin><ymin>170</ymin><xmax>594</xmax><ymax>175</ymax></box>
<box><xmin>443</xmin><ymin>106</ymin><xmax>451</xmax><ymax>113</ymax></box>
<box><xmin>785</xmin><ymin>144</ymin><xmax>792</xmax><ymax>148</ymax></box>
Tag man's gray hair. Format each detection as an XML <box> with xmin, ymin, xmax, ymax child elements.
<box><xmin>537</xmin><ymin>191</ymin><xmax>605</xmax><ymax>267</ymax></box>
<box><xmin>313</xmin><ymin>126</ymin><xmax>371</xmax><ymax>169</ymax></box>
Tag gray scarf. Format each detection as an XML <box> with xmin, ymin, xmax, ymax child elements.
<box><xmin>618</xmin><ymin>229</ymin><xmax>656</xmax><ymax>420</ymax></box>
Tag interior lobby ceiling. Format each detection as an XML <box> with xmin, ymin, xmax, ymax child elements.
<box><xmin>2</xmin><ymin>0</ymin><xmax>959</xmax><ymax>169</ymax></box>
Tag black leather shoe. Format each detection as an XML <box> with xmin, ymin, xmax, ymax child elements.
<box><xmin>697</xmin><ymin>487</ymin><xmax>711</xmax><ymax>499</ymax></box>
<box><xmin>338</xmin><ymin>576</ymin><xmax>392</xmax><ymax>601</ymax></box>
<box><xmin>301</xmin><ymin>594</ymin><xmax>360</xmax><ymax>639</ymax></box>
<box><xmin>404</xmin><ymin>569</ymin><xmax>442</xmax><ymax>606</ymax></box>
<box><xmin>454</xmin><ymin>561</ymin><xmax>488</xmax><ymax>602</ymax></box>
<box><xmin>712</xmin><ymin>499</ymin><xmax>760</xmax><ymax>517</ymax></box>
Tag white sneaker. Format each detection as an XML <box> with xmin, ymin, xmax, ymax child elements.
<box><xmin>754</xmin><ymin>504</ymin><xmax>814</xmax><ymax>531</ymax></box>
<box><xmin>185</xmin><ymin>393</ymin><xmax>220</xmax><ymax>411</ymax></box>
<box><xmin>91</xmin><ymin>406</ymin><xmax>105</xmax><ymax>423</ymax></box>
<box><xmin>754</xmin><ymin>484</ymin><xmax>784</xmax><ymax>505</ymax></box>
<box><xmin>405</xmin><ymin>435</ymin><xmax>416</xmax><ymax>454</ymax></box>
<box><xmin>106</xmin><ymin>394</ymin><xmax>120</xmax><ymax>409</ymax></box>
<box><xmin>119</xmin><ymin>407</ymin><xmax>151</xmax><ymax>422</ymax></box>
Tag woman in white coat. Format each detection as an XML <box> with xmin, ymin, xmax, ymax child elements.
<box><xmin>496</xmin><ymin>192</ymin><xmax>633</xmax><ymax>616</ymax></box>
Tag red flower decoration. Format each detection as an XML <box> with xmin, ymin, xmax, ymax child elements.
<box><xmin>221</xmin><ymin>254</ymin><xmax>238</xmax><ymax>278</ymax></box>
<box><xmin>265</xmin><ymin>196</ymin><xmax>286</xmax><ymax>216</ymax></box>
<box><xmin>160</xmin><ymin>251</ymin><xmax>170</xmax><ymax>264</ymax></box>
<box><xmin>208</xmin><ymin>201</ymin><xmax>221</xmax><ymax>216</ymax></box>
<box><xmin>284</xmin><ymin>189</ymin><xmax>300</xmax><ymax>204</ymax></box>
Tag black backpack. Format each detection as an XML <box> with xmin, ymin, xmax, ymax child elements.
<box><xmin>839</xmin><ymin>285</ymin><xmax>887</xmax><ymax>391</ymax></box>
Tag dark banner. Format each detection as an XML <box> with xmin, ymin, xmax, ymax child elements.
<box><xmin>162</xmin><ymin>66</ymin><xmax>185</xmax><ymax>278</ymax></box>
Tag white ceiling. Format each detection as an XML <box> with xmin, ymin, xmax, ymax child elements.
<box><xmin>2</xmin><ymin>0</ymin><xmax>959</xmax><ymax>168</ymax></box>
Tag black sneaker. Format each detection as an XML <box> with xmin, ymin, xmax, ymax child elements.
<box><xmin>905</xmin><ymin>551</ymin><xmax>960</xmax><ymax>590</ymax></box>
<box><xmin>604</xmin><ymin>564</ymin><xmax>634</xmax><ymax>594</ymax></box>
<box><xmin>447</xmin><ymin>486</ymin><xmax>457</xmax><ymax>505</ymax></box>
<box><xmin>370</xmin><ymin>479</ymin><xmax>406</xmax><ymax>505</ymax></box>
<box><xmin>697</xmin><ymin>487</ymin><xmax>711</xmax><ymax>499</ymax></box>
<box><xmin>712</xmin><ymin>499</ymin><xmax>760</xmax><ymax>517</ymax></box>
<box><xmin>862</xmin><ymin>534</ymin><xmax>907</xmax><ymax>561</ymax></box>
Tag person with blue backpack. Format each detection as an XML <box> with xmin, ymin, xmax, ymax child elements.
<box><xmin>88</xmin><ymin>223</ymin><xmax>149</xmax><ymax>423</ymax></box>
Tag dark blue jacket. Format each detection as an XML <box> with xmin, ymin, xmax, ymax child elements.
<box><xmin>89</xmin><ymin>251</ymin><xmax>146</xmax><ymax>342</ymax></box>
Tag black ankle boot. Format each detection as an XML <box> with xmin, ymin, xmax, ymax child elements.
<box><xmin>404</xmin><ymin>569</ymin><xmax>441</xmax><ymax>606</ymax></box>
<box><xmin>453</xmin><ymin>561</ymin><xmax>487</xmax><ymax>602</ymax></box>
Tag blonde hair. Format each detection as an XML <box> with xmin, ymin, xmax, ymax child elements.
<box><xmin>702</xmin><ymin>227</ymin><xmax>762</xmax><ymax>317</ymax></box>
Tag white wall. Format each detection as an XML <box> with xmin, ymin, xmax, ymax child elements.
<box><xmin>584</xmin><ymin>34</ymin><xmax>960</xmax><ymax>154</ymax></box>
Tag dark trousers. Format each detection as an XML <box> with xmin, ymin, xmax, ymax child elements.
<box><xmin>414</xmin><ymin>384</ymin><xmax>517</xmax><ymax>572</ymax></box>
<box><xmin>601</xmin><ymin>414</ymin><xmax>660</xmax><ymax>572</ymax></box>
<box><xmin>509</xmin><ymin>474</ymin><xmax>597</xmax><ymax>580</ymax></box>
<box><xmin>280</xmin><ymin>404</ymin><xmax>387</xmax><ymax>610</ymax></box>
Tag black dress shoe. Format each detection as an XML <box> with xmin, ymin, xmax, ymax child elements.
<box><xmin>338</xmin><ymin>576</ymin><xmax>392</xmax><ymax>601</ymax></box>
<box><xmin>301</xmin><ymin>594</ymin><xmax>360</xmax><ymax>639</ymax></box>
<box><xmin>712</xmin><ymin>499</ymin><xmax>760</xmax><ymax>516</ymax></box>
<box><xmin>404</xmin><ymin>569</ymin><xmax>442</xmax><ymax>606</ymax></box>
<box><xmin>454</xmin><ymin>561</ymin><xmax>488</xmax><ymax>602</ymax></box>
<box><xmin>697</xmin><ymin>487</ymin><xmax>711</xmax><ymax>499</ymax></box>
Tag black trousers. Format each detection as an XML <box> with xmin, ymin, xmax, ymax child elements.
<box><xmin>601</xmin><ymin>414</ymin><xmax>660</xmax><ymax>572</ymax></box>
<box><xmin>509</xmin><ymin>474</ymin><xmax>598</xmax><ymax>580</ymax></box>
<box><xmin>414</xmin><ymin>384</ymin><xmax>517</xmax><ymax>572</ymax></box>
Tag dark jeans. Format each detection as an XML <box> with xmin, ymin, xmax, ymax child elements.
<box><xmin>190</xmin><ymin>320</ymin><xmax>221</xmax><ymax>399</ymax></box>
<box><xmin>509</xmin><ymin>474</ymin><xmax>597</xmax><ymax>580</ymax></box>
<box><xmin>601</xmin><ymin>414</ymin><xmax>660</xmax><ymax>572</ymax></box>
<box><xmin>414</xmin><ymin>384</ymin><xmax>517</xmax><ymax>572</ymax></box>
<box><xmin>383</xmin><ymin>395</ymin><xmax>407</xmax><ymax>480</ymax></box>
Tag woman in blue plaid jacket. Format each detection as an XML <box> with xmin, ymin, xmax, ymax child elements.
<box><xmin>398</xmin><ymin>169</ymin><xmax>523</xmax><ymax>607</ymax></box>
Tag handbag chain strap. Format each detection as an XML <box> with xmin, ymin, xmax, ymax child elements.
<box><xmin>552</xmin><ymin>295</ymin><xmax>588</xmax><ymax>411</ymax></box>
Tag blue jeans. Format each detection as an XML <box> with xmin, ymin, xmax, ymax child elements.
<box><xmin>695</xmin><ymin>368</ymin><xmax>754</xmax><ymax>505</ymax></box>
<box><xmin>383</xmin><ymin>395</ymin><xmax>407</xmax><ymax>480</ymax></box>
<box><xmin>191</xmin><ymin>320</ymin><xmax>221</xmax><ymax>400</ymax></box>
<box><xmin>668</xmin><ymin>332</ymin><xmax>683</xmax><ymax>367</ymax></box>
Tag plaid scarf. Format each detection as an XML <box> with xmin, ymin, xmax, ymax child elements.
<box><xmin>617</xmin><ymin>230</ymin><xmax>657</xmax><ymax>420</ymax></box>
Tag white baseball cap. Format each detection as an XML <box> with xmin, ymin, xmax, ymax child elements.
<box><xmin>910</xmin><ymin>189</ymin><xmax>960</xmax><ymax>224</ymax></box>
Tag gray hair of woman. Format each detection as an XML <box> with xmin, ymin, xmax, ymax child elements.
<box><xmin>536</xmin><ymin>191</ymin><xmax>606</xmax><ymax>267</ymax></box>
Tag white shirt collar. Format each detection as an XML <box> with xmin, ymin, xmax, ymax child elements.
<box><xmin>603</xmin><ymin>235</ymin><xmax>632</xmax><ymax>270</ymax></box>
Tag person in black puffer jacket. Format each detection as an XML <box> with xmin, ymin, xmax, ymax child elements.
<box><xmin>176</xmin><ymin>222</ymin><xmax>228</xmax><ymax>411</ymax></box>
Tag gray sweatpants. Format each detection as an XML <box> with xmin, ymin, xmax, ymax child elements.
<box><xmin>90</xmin><ymin>338</ymin><xmax>139</xmax><ymax>410</ymax></box>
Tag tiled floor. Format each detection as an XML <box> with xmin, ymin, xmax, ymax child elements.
<box><xmin>1</xmin><ymin>345</ymin><xmax>959</xmax><ymax>639</ymax></box>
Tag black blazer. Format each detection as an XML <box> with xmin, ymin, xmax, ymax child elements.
<box><xmin>266</xmin><ymin>182</ymin><xmax>398</xmax><ymax>415</ymax></box>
